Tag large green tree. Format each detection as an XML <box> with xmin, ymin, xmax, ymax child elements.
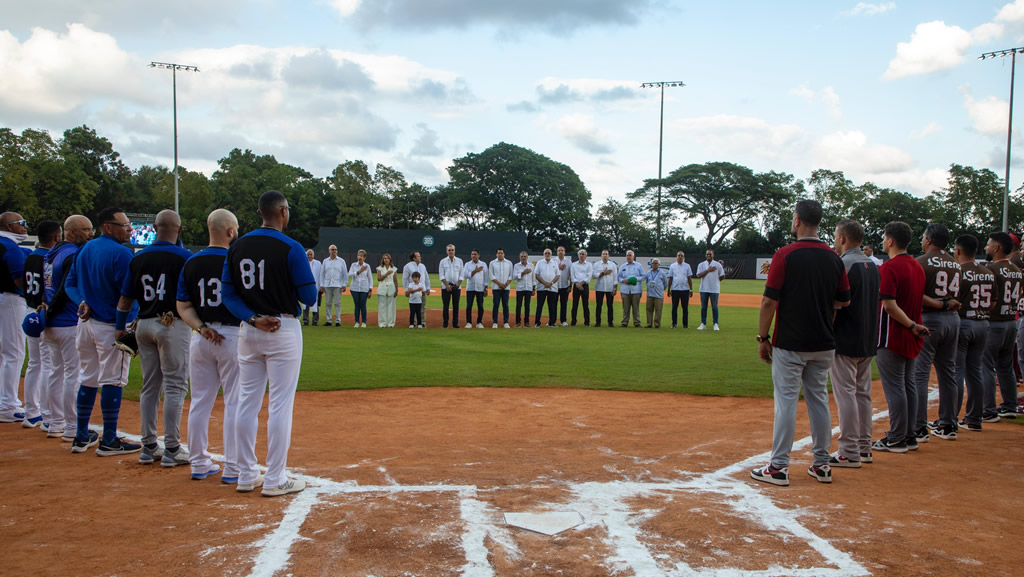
<box><xmin>0</xmin><ymin>128</ymin><xmax>96</xmax><ymax>225</ymax></box>
<box><xmin>858</xmin><ymin>185</ymin><xmax>932</xmax><ymax>252</ymax></box>
<box><xmin>152</xmin><ymin>166</ymin><xmax>213</xmax><ymax>246</ymax></box>
<box><xmin>447</xmin><ymin>142</ymin><xmax>592</xmax><ymax>251</ymax></box>
<box><xmin>808</xmin><ymin>169</ymin><xmax>867</xmax><ymax>245</ymax></box>
<box><xmin>928</xmin><ymin>164</ymin><xmax>1024</xmax><ymax>241</ymax></box>
<box><xmin>587</xmin><ymin>198</ymin><xmax>655</xmax><ymax>254</ymax></box>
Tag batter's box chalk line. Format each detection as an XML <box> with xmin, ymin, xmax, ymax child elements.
<box><xmin>98</xmin><ymin>388</ymin><xmax>937</xmax><ymax>577</ymax></box>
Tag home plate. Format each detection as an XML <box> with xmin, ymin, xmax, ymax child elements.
<box><xmin>503</xmin><ymin>512</ymin><xmax>584</xmax><ymax>536</ymax></box>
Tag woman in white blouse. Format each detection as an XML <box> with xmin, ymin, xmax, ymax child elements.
<box><xmin>376</xmin><ymin>253</ymin><xmax>399</xmax><ymax>328</ymax></box>
<box><xmin>348</xmin><ymin>249</ymin><xmax>374</xmax><ymax>328</ymax></box>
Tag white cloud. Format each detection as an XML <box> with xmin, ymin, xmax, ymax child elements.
<box><xmin>997</xmin><ymin>0</ymin><xmax>1024</xmax><ymax>23</ymax></box>
<box><xmin>822</xmin><ymin>86</ymin><xmax>843</xmax><ymax>121</ymax></box>
<box><xmin>789</xmin><ymin>84</ymin><xmax>815</xmax><ymax>103</ymax></box>
<box><xmin>329</xmin><ymin>0</ymin><xmax>362</xmax><ymax>18</ymax></box>
<box><xmin>555</xmin><ymin>114</ymin><xmax>613</xmax><ymax>154</ymax></box>
<box><xmin>814</xmin><ymin>130</ymin><xmax>915</xmax><ymax>174</ymax></box>
<box><xmin>844</xmin><ymin>2</ymin><xmax>896</xmax><ymax>17</ymax></box>
<box><xmin>869</xmin><ymin>167</ymin><xmax>950</xmax><ymax>196</ymax></box>
<box><xmin>0</xmin><ymin>24</ymin><xmax>154</xmax><ymax>115</ymax></box>
<box><xmin>960</xmin><ymin>84</ymin><xmax>1009</xmax><ymax>136</ymax></box>
<box><xmin>884</xmin><ymin>21</ymin><xmax>973</xmax><ymax>79</ymax></box>
<box><xmin>972</xmin><ymin>22</ymin><xmax>1005</xmax><ymax>44</ymax></box>
<box><xmin>908</xmin><ymin>122</ymin><xmax>941</xmax><ymax>140</ymax></box>
<box><xmin>673</xmin><ymin>115</ymin><xmax>807</xmax><ymax>161</ymax></box>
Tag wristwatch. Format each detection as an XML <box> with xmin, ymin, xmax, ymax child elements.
<box><xmin>756</xmin><ymin>334</ymin><xmax>770</xmax><ymax>343</ymax></box>
<box><xmin>247</xmin><ymin>315</ymin><xmax>259</xmax><ymax>326</ymax></box>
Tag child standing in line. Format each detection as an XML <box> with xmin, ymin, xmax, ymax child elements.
<box><xmin>408</xmin><ymin>271</ymin><xmax>424</xmax><ymax>328</ymax></box>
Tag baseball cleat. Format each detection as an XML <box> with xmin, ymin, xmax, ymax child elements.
<box><xmin>859</xmin><ymin>451</ymin><xmax>873</xmax><ymax>463</ymax></box>
<box><xmin>807</xmin><ymin>464</ymin><xmax>832</xmax><ymax>483</ymax></box>
<box><xmin>931</xmin><ymin>425</ymin><xmax>957</xmax><ymax>440</ymax></box>
<box><xmin>0</xmin><ymin>411</ymin><xmax>25</xmax><ymax>423</ymax></box>
<box><xmin>236</xmin><ymin>475</ymin><xmax>264</xmax><ymax>493</ymax></box>
<box><xmin>96</xmin><ymin>438</ymin><xmax>142</xmax><ymax>457</ymax></box>
<box><xmin>828</xmin><ymin>453</ymin><xmax>861</xmax><ymax>468</ymax></box>
<box><xmin>750</xmin><ymin>463</ymin><xmax>789</xmax><ymax>486</ymax></box>
<box><xmin>191</xmin><ymin>465</ymin><xmax>221</xmax><ymax>480</ymax></box>
<box><xmin>872</xmin><ymin>438</ymin><xmax>908</xmax><ymax>453</ymax></box>
<box><xmin>161</xmin><ymin>446</ymin><xmax>190</xmax><ymax>467</ymax></box>
<box><xmin>71</xmin><ymin>431</ymin><xmax>100</xmax><ymax>453</ymax></box>
<box><xmin>46</xmin><ymin>427</ymin><xmax>65</xmax><ymax>439</ymax></box>
<box><xmin>21</xmin><ymin>416</ymin><xmax>43</xmax><ymax>428</ymax></box>
<box><xmin>138</xmin><ymin>443</ymin><xmax>164</xmax><ymax>464</ymax></box>
<box><xmin>262</xmin><ymin>478</ymin><xmax>306</xmax><ymax>497</ymax></box>
<box><xmin>958</xmin><ymin>419</ymin><xmax>982</xmax><ymax>432</ymax></box>
<box><xmin>221</xmin><ymin>476</ymin><xmax>239</xmax><ymax>485</ymax></box>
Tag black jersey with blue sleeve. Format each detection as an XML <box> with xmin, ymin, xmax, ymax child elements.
<box><xmin>121</xmin><ymin>241</ymin><xmax>193</xmax><ymax>319</ymax></box>
<box><xmin>221</xmin><ymin>228</ymin><xmax>317</xmax><ymax>319</ymax></box>
<box><xmin>176</xmin><ymin>247</ymin><xmax>240</xmax><ymax>325</ymax></box>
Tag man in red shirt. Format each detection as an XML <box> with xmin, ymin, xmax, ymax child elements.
<box><xmin>874</xmin><ymin>221</ymin><xmax>929</xmax><ymax>453</ymax></box>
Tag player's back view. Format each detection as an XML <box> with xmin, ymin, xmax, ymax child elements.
<box><xmin>221</xmin><ymin>191</ymin><xmax>317</xmax><ymax>497</ymax></box>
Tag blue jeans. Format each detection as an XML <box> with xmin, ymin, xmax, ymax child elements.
<box><xmin>351</xmin><ymin>291</ymin><xmax>368</xmax><ymax>324</ymax></box>
<box><xmin>492</xmin><ymin>290</ymin><xmax>510</xmax><ymax>325</ymax></box>
<box><xmin>700</xmin><ymin>292</ymin><xmax>719</xmax><ymax>324</ymax></box>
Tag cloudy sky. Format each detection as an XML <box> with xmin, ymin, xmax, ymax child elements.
<box><xmin>1</xmin><ymin>1</ymin><xmax>1022</xmax><ymax>213</ymax></box>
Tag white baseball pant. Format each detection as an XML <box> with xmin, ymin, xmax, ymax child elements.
<box><xmin>42</xmin><ymin>325</ymin><xmax>79</xmax><ymax>437</ymax></box>
<box><xmin>188</xmin><ymin>323</ymin><xmax>240</xmax><ymax>477</ymax></box>
<box><xmin>236</xmin><ymin>317</ymin><xmax>303</xmax><ymax>489</ymax></box>
<box><xmin>23</xmin><ymin>332</ymin><xmax>52</xmax><ymax>421</ymax></box>
<box><xmin>77</xmin><ymin>320</ymin><xmax>130</xmax><ymax>389</ymax></box>
<box><xmin>0</xmin><ymin>293</ymin><xmax>26</xmax><ymax>415</ymax></box>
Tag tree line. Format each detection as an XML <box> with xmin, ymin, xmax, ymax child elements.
<box><xmin>2</xmin><ymin>124</ymin><xmax>1021</xmax><ymax>254</ymax></box>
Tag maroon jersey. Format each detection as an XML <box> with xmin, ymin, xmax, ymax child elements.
<box><xmin>958</xmin><ymin>262</ymin><xmax>995</xmax><ymax>321</ymax></box>
<box><xmin>878</xmin><ymin>254</ymin><xmax>926</xmax><ymax>358</ymax></box>
<box><xmin>988</xmin><ymin>260</ymin><xmax>1023</xmax><ymax>322</ymax></box>
<box><xmin>916</xmin><ymin>251</ymin><xmax>961</xmax><ymax>313</ymax></box>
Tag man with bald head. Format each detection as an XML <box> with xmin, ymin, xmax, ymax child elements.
<box><xmin>116</xmin><ymin>209</ymin><xmax>194</xmax><ymax>465</ymax></box>
<box><xmin>40</xmin><ymin>215</ymin><xmax>92</xmax><ymax>440</ymax></box>
<box><xmin>0</xmin><ymin>212</ymin><xmax>29</xmax><ymax>422</ymax></box>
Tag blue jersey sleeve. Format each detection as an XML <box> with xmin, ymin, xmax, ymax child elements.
<box><xmin>221</xmin><ymin>251</ymin><xmax>257</xmax><ymax>323</ymax></box>
<box><xmin>175</xmin><ymin>262</ymin><xmax>189</xmax><ymax>302</ymax></box>
<box><xmin>64</xmin><ymin>256</ymin><xmax>82</xmax><ymax>306</ymax></box>
<box><xmin>288</xmin><ymin>243</ymin><xmax>318</xmax><ymax>306</ymax></box>
<box><xmin>5</xmin><ymin>242</ymin><xmax>26</xmax><ymax>280</ymax></box>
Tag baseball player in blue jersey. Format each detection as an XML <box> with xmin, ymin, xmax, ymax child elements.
<box><xmin>116</xmin><ymin>210</ymin><xmax>194</xmax><ymax>466</ymax></box>
<box><xmin>64</xmin><ymin>207</ymin><xmax>141</xmax><ymax>456</ymax></box>
<box><xmin>222</xmin><ymin>191</ymin><xmax>317</xmax><ymax>496</ymax></box>
<box><xmin>0</xmin><ymin>212</ymin><xmax>29</xmax><ymax>423</ymax></box>
<box><xmin>41</xmin><ymin>215</ymin><xmax>93</xmax><ymax>441</ymax></box>
<box><xmin>21</xmin><ymin>220</ymin><xmax>61</xmax><ymax>429</ymax></box>
<box><xmin>176</xmin><ymin>209</ymin><xmax>241</xmax><ymax>482</ymax></box>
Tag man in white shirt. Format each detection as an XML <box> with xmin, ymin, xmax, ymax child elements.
<box><xmin>463</xmin><ymin>250</ymin><xmax>488</xmax><ymax>328</ymax></box>
<box><xmin>570</xmin><ymin>249</ymin><xmax>594</xmax><ymax>326</ymax></box>
<box><xmin>695</xmin><ymin>248</ymin><xmax>725</xmax><ymax>330</ymax></box>
<box><xmin>534</xmin><ymin>249</ymin><xmax>559</xmax><ymax>328</ymax></box>
<box><xmin>555</xmin><ymin>246</ymin><xmax>572</xmax><ymax>326</ymax></box>
<box><xmin>438</xmin><ymin>244</ymin><xmax>464</xmax><ymax>329</ymax></box>
<box><xmin>592</xmin><ymin>250</ymin><xmax>617</xmax><ymax>327</ymax></box>
<box><xmin>667</xmin><ymin>251</ymin><xmax>694</xmax><ymax>329</ymax></box>
<box><xmin>617</xmin><ymin>250</ymin><xmax>645</xmax><ymax>328</ymax></box>
<box><xmin>863</xmin><ymin>245</ymin><xmax>883</xmax><ymax>266</ymax></box>
<box><xmin>513</xmin><ymin>251</ymin><xmax>535</xmax><ymax>327</ymax></box>
<box><xmin>320</xmin><ymin>245</ymin><xmax>348</xmax><ymax>327</ymax></box>
<box><xmin>489</xmin><ymin>248</ymin><xmax>514</xmax><ymax>328</ymax></box>
<box><xmin>302</xmin><ymin>249</ymin><xmax>322</xmax><ymax>326</ymax></box>
<box><xmin>402</xmin><ymin>252</ymin><xmax>430</xmax><ymax>328</ymax></box>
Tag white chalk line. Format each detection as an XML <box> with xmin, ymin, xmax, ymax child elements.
<box><xmin>95</xmin><ymin>387</ymin><xmax>939</xmax><ymax>577</ymax></box>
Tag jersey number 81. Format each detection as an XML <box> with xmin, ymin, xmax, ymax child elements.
<box><xmin>240</xmin><ymin>258</ymin><xmax>265</xmax><ymax>290</ymax></box>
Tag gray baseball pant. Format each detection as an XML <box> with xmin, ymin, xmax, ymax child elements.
<box><xmin>137</xmin><ymin>317</ymin><xmax>191</xmax><ymax>448</ymax></box>
<box><xmin>913</xmin><ymin>311</ymin><xmax>960</xmax><ymax>430</ymax></box>
<box><xmin>830</xmin><ymin>353</ymin><xmax>873</xmax><ymax>460</ymax></box>
<box><xmin>955</xmin><ymin>319</ymin><xmax>989</xmax><ymax>426</ymax></box>
<box><xmin>983</xmin><ymin>320</ymin><xmax>1017</xmax><ymax>415</ymax></box>
<box><xmin>769</xmin><ymin>347</ymin><xmax>833</xmax><ymax>469</ymax></box>
<box><xmin>876</xmin><ymin>347</ymin><xmax>917</xmax><ymax>444</ymax></box>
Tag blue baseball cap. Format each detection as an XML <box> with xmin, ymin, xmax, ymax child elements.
<box><xmin>22</xmin><ymin>311</ymin><xmax>46</xmax><ymax>338</ymax></box>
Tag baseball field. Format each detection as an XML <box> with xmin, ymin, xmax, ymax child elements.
<box><xmin>2</xmin><ymin>279</ymin><xmax>1023</xmax><ymax>577</ymax></box>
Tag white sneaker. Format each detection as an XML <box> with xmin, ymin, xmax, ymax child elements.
<box><xmin>503</xmin><ymin>323</ymin><xmax>510</xmax><ymax>328</ymax></box>
<box><xmin>713</xmin><ymin>323</ymin><xmax>720</xmax><ymax>331</ymax></box>
<box><xmin>236</xmin><ymin>474</ymin><xmax>264</xmax><ymax>493</ymax></box>
<box><xmin>262</xmin><ymin>478</ymin><xmax>306</xmax><ymax>497</ymax></box>
<box><xmin>697</xmin><ymin>324</ymin><xmax>706</xmax><ymax>330</ymax></box>
<box><xmin>561</xmin><ymin>322</ymin><xmax>568</xmax><ymax>327</ymax></box>
<box><xmin>476</xmin><ymin>323</ymin><xmax>484</xmax><ymax>328</ymax></box>
<box><xmin>464</xmin><ymin>325</ymin><xmax>473</xmax><ymax>329</ymax></box>
<box><xmin>492</xmin><ymin>323</ymin><xmax>498</xmax><ymax>328</ymax></box>
<box><xmin>361</xmin><ymin>323</ymin><xmax>366</xmax><ymax>328</ymax></box>
<box><xmin>409</xmin><ymin>324</ymin><xmax>415</xmax><ymax>329</ymax></box>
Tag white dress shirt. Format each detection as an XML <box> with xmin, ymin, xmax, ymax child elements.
<box><xmin>592</xmin><ymin>260</ymin><xmax>618</xmax><ymax>292</ymax></box>
<box><xmin>463</xmin><ymin>260</ymin><xmax>489</xmax><ymax>292</ymax></box>
<box><xmin>570</xmin><ymin>260</ymin><xmax>594</xmax><ymax>285</ymax></box>
<box><xmin>438</xmin><ymin>256</ymin><xmax>464</xmax><ymax>289</ymax></box>
<box><xmin>347</xmin><ymin>261</ymin><xmax>374</xmax><ymax>292</ymax></box>
<box><xmin>514</xmin><ymin>261</ymin><xmax>535</xmax><ymax>291</ymax></box>
<box><xmin>668</xmin><ymin>261</ymin><xmax>693</xmax><ymax>291</ymax></box>
<box><xmin>554</xmin><ymin>256</ymin><xmax>572</xmax><ymax>289</ymax></box>
<box><xmin>308</xmin><ymin>259</ymin><xmax>322</xmax><ymax>291</ymax></box>
<box><xmin>320</xmin><ymin>256</ymin><xmax>348</xmax><ymax>288</ymax></box>
<box><xmin>402</xmin><ymin>261</ymin><xmax>429</xmax><ymax>291</ymax></box>
<box><xmin>696</xmin><ymin>260</ymin><xmax>725</xmax><ymax>293</ymax></box>
<box><xmin>534</xmin><ymin>258</ymin><xmax>559</xmax><ymax>292</ymax></box>
<box><xmin>488</xmin><ymin>258</ymin><xmax>514</xmax><ymax>290</ymax></box>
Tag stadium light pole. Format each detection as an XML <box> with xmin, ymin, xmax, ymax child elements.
<box><xmin>641</xmin><ymin>81</ymin><xmax>685</xmax><ymax>253</ymax></box>
<box><xmin>149</xmin><ymin>61</ymin><xmax>199</xmax><ymax>215</ymax></box>
<box><xmin>979</xmin><ymin>47</ymin><xmax>1024</xmax><ymax>232</ymax></box>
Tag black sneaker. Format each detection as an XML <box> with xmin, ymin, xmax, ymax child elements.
<box><xmin>932</xmin><ymin>425</ymin><xmax>957</xmax><ymax>440</ymax></box>
<box><xmin>905</xmin><ymin>437</ymin><xmax>919</xmax><ymax>451</ymax></box>
<box><xmin>807</xmin><ymin>464</ymin><xmax>832</xmax><ymax>483</ymax></box>
<box><xmin>958</xmin><ymin>419</ymin><xmax>982</xmax><ymax>432</ymax></box>
<box><xmin>982</xmin><ymin>413</ymin><xmax>1001</xmax><ymax>423</ymax></box>
<box><xmin>915</xmin><ymin>428</ymin><xmax>930</xmax><ymax>443</ymax></box>
<box><xmin>71</xmin><ymin>430</ymin><xmax>99</xmax><ymax>453</ymax></box>
<box><xmin>926</xmin><ymin>419</ymin><xmax>940</xmax><ymax>431</ymax></box>
<box><xmin>96</xmin><ymin>438</ymin><xmax>142</xmax><ymax>457</ymax></box>
<box><xmin>997</xmin><ymin>408</ymin><xmax>1017</xmax><ymax>419</ymax></box>
<box><xmin>750</xmin><ymin>463</ymin><xmax>789</xmax><ymax>486</ymax></box>
<box><xmin>872</xmin><ymin>438</ymin><xmax>908</xmax><ymax>454</ymax></box>
<box><xmin>860</xmin><ymin>451</ymin><xmax>873</xmax><ymax>463</ymax></box>
<box><xmin>828</xmin><ymin>453</ymin><xmax>862</xmax><ymax>468</ymax></box>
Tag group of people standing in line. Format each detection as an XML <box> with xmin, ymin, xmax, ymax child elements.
<box><xmin>750</xmin><ymin>199</ymin><xmax>1023</xmax><ymax>487</ymax></box>
<box><xmin>300</xmin><ymin>244</ymin><xmax>730</xmax><ymax>331</ymax></box>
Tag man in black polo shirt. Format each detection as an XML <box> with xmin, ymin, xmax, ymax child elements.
<box><xmin>751</xmin><ymin>200</ymin><xmax>850</xmax><ymax>486</ymax></box>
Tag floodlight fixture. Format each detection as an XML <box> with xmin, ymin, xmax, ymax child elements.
<box><xmin>149</xmin><ymin>61</ymin><xmax>199</xmax><ymax>214</ymax></box>
<box><xmin>979</xmin><ymin>47</ymin><xmax>1024</xmax><ymax>231</ymax></box>
<box><xmin>641</xmin><ymin>81</ymin><xmax>686</xmax><ymax>253</ymax></box>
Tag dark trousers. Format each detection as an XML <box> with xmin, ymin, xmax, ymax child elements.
<box><xmin>492</xmin><ymin>289</ymin><xmax>510</xmax><ymax>325</ymax></box>
<box><xmin>466</xmin><ymin>291</ymin><xmax>485</xmax><ymax>325</ymax></box>
<box><xmin>441</xmin><ymin>288</ymin><xmax>461</xmax><ymax>328</ymax></box>
<box><xmin>594</xmin><ymin>291</ymin><xmax>614</xmax><ymax>326</ymax></box>
<box><xmin>516</xmin><ymin>292</ymin><xmax>533</xmax><ymax>325</ymax></box>
<box><xmin>558</xmin><ymin>286</ymin><xmax>570</xmax><ymax>323</ymax></box>
<box><xmin>535</xmin><ymin>291</ymin><xmax>557</xmax><ymax>326</ymax></box>
<box><xmin>351</xmin><ymin>290</ymin><xmax>368</xmax><ymax>324</ymax></box>
<box><xmin>409</xmin><ymin>303</ymin><xmax>423</xmax><ymax>326</ymax></box>
<box><xmin>301</xmin><ymin>291</ymin><xmax>321</xmax><ymax>325</ymax></box>
<box><xmin>671</xmin><ymin>289</ymin><xmax>690</xmax><ymax>327</ymax></box>
<box><xmin>571</xmin><ymin>284</ymin><xmax>590</xmax><ymax>325</ymax></box>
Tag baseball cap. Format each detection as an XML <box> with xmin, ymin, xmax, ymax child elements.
<box><xmin>1011</xmin><ymin>233</ymin><xmax>1021</xmax><ymax>248</ymax></box>
<box><xmin>22</xmin><ymin>311</ymin><xmax>46</xmax><ymax>338</ymax></box>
